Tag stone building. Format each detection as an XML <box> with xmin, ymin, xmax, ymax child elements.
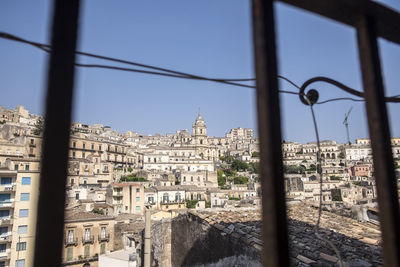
<box><xmin>111</xmin><ymin>183</ymin><xmax>145</xmax><ymax>215</ymax></box>
<box><xmin>62</xmin><ymin>211</ymin><xmax>115</xmax><ymax>267</ymax></box>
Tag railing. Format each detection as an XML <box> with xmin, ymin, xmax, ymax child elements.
<box><xmin>0</xmin><ymin>233</ymin><xmax>11</xmax><ymax>242</ymax></box>
<box><xmin>0</xmin><ymin>184</ymin><xmax>15</xmax><ymax>192</ymax></box>
<box><xmin>0</xmin><ymin>200</ymin><xmax>14</xmax><ymax>208</ymax></box>
<box><xmin>27</xmin><ymin>1</ymin><xmax>400</xmax><ymax>267</ymax></box>
<box><xmin>160</xmin><ymin>200</ymin><xmax>185</xmax><ymax>205</ymax></box>
<box><xmin>0</xmin><ymin>249</ymin><xmax>10</xmax><ymax>259</ymax></box>
<box><xmin>98</xmin><ymin>233</ymin><xmax>110</xmax><ymax>242</ymax></box>
<box><xmin>64</xmin><ymin>237</ymin><xmax>78</xmax><ymax>246</ymax></box>
<box><xmin>82</xmin><ymin>235</ymin><xmax>94</xmax><ymax>244</ymax></box>
<box><xmin>0</xmin><ymin>217</ymin><xmax>12</xmax><ymax>225</ymax></box>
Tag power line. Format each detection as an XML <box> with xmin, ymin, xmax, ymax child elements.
<box><xmin>0</xmin><ymin>31</ymin><xmax>399</xmax><ymax>105</ymax></box>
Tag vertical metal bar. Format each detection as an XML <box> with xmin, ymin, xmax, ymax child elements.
<box><xmin>251</xmin><ymin>0</ymin><xmax>289</xmax><ymax>266</ymax></box>
<box><xmin>33</xmin><ymin>0</ymin><xmax>80</xmax><ymax>266</ymax></box>
<box><xmin>356</xmin><ymin>15</ymin><xmax>400</xmax><ymax>267</ymax></box>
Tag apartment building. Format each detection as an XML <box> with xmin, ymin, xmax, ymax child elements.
<box><xmin>0</xmin><ymin>158</ymin><xmax>40</xmax><ymax>267</ymax></box>
<box><xmin>111</xmin><ymin>183</ymin><xmax>144</xmax><ymax>215</ymax></box>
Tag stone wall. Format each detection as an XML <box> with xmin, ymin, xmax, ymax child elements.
<box><xmin>149</xmin><ymin>212</ymin><xmax>260</xmax><ymax>267</ymax></box>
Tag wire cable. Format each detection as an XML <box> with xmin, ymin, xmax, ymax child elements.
<box><xmin>1</xmin><ymin>31</ymin><xmax>399</xmax><ymax>105</ymax></box>
<box><xmin>304</xmin><ymin>95</ymin><xmax>345</xmax><ymax>267</ymax></box>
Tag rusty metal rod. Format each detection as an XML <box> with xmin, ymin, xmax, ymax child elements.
<box><xmin>252</xmin><ymin>0</ymin><xmax>290</xmax><ymax>266</ymax></box>
<box><xmin>33</xmin><ymin>0</ymin><xmax>80</xmax><ymax>266</ymax></box>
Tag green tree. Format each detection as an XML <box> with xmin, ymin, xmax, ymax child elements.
<box><xmin>92</xmin><ymin>208</ymin><xmax>104</xmax><ymax>215</ymax></box>
<box><xmin>186</xmin><ymin>200</ymin><xmax>198</xmax><ymax>209</ymax></box>
<box><xmin>251</xmin><ymin>151</ymin><xmax>259</xmax><ymax>158</ymax></box>
<box><xmin>338</xmin><ymin>152</ymin><xmax>345</xmax><ymax>159</ymax></box>
<box><xmin>231</xmin><ymin>160</ymin><xmax>248</xmax><ymax>172</ymax></box>
<box><xmin>331</xmin><ymin>189</ymin><xmax>342</xmax><ymax>201</ymax></box>
<box><xmin>217</xmin><ymin>169</ymin><xmax>226</xmax><ymax>187</ymax></box>
<box><xmin>233</xmin><ymin>176</ymin><xmax>249</xmax><ymax>184</ymax></box>
<box><xmin>283</xmin><ymin>165</ymin><xmax>305</xmax><ymax>174</ymax></box>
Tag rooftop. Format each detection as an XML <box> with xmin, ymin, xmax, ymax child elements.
<box><xmin>189</xmin><ymin>203</ymin><xmax>382</xmax><ymax>266</ymax></box>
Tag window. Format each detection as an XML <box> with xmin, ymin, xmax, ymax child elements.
<box><xmin>84</xmin><ymin>245</ymin><xmax>90</xmax><ymax>258</ymax></box>
<box><xmin>72</xmin><ymin>151</ymin><xmax>75</xmax><ymax>158</ymax></box>
<box><xmin>16</xmin><ymin>242</ymin><xmax>26</xmax><ymax>251</ymax></box>
<box><xmin>91</xmin><ymin>144</ymin><xmax>94</xmax><ymax>150</ymax></box>
<box><xmin>21</xmin><ymin>177</ymin><xmax>30</xmax><ymax>185</ymax></box>
<box><xmin>16</xmin><ymin>260</ymin><xmax>25</xmax><ymax>267</ymax></box>
<box><xmin>0</xmin><ymin>261</ymin><xmax>5</xmax><ymax>267</ymax></box>
<box><xmin>85</xmin><ymin>228</ymin><xmax>90</xmax><ymax>240</ymax></box>
<box><xmin>136</xmin><ymin>188</ymin><xmax>140</xmax><ymax>193</ymax></box>
<box><xmin>66</xmin><ymin>247</ymin><xmax>73</xmax><ymax>261</ymax></box>
<box><xmin>82</xmin><ymin>143</ymin><xmax>86</xmax><ymax>149</ymax></box>
<box><xmin>136</xmin><ymin>206</ymin><xmax>140</xmax><ymax>210</ymax></box>
<box><xmin>0</xmin><ymin>244</ymin><xmax>5</xmax><ymax>253</ymax></box>
<box><xmin>136</xmin><ymin>197</ymin><xmax>140</xmax><ymax>202</ymax></box>
<box><xmin>100</xmin><ymin>243</ymin><xmax>106</xmax><ymax>255</ymax></box>
<box><xmin>68</xmin><ymin>230</ymin><xmax>74</xmax><ymax>242</ymax></box>
<box><xmin>20</xmin><ymin>193</ymin><xmax>30</xmax><ymax>201</ymax></box>
<box><xmin>0</xmin><ymin>194</ymin><xmax>10</xmax><ymax>203</ymax></box>
<box><xmin>0</xmin><ymin>210</ymin><xmax>9</xmax><ymax>219</ymax></box>
<box><xmin>25</xmin><ymin>165</ymin><xmax>29</xmax><ymax>171</ymax></box>
<box><xmin>75</xmin><ymin>193</ymin><xmax>79</xmax><ymax>200</ymax></box>
<box><xmin>99</xmin><ymin>145</ymin><xmax>102</xmax><ymax>151</ymax></box>
<box><xmin>162</xmin><ymin>194</ymin><xmax>169</xmax><ymax>203</ymax></box>
<box><xmin>0</xmin><ymin>227</ymin><xmax>7</xmax><ymax>236</ymax></box>
<box><xmin>0</xmin><ymin>178</ymin><xmax>11</xmax><ymax>185</ymax></box>
<box><xmin>14</xmin><ymin>164</ymin><xmax>18</xmax><ymax>170</ymax></box>
<box><xmin>18</xmin><ymin>225</ymin><xmax>28</xmax><ymax>234</ymax></box>
<box><xmin>101</xmin><ymin>227</ymin><xmax>106</xmax><ymax>238</ymax></box>
<box><xmin>73</xmin><ymin>141</ymin><xmax>76</xmax><ymax>148</ymax></box>
<box><xmin>19</xmin><ymin>209</ymin><xmax>29</xmax><ymax>218</ymax></box>
<box><xmin>82</xmin><ymin>152</ymin><xmax>85</xmax><ymax>158</ymax></box>
<box><xmin>148</xmin><ymin>197</ymin><xmax>154</xmax><ymax>204</ymax></box>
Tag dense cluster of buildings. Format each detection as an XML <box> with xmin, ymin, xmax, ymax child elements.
<box><xmin>0</xmin><ymin>104</ymin><xmax>399</xmax><ymax>266</ymax></box>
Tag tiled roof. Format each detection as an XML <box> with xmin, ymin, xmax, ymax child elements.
<box><xmin>189</xmin><ymin>203</ymin><xmax>382</xmax><ymax>266</ymax></box>
<box><xmin>65</xmin><ymin>210</ymin><xmax>114</xmax><ymax>222</ymax></box>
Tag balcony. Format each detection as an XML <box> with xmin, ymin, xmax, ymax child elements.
<box><xmin>82</xmin><ymin>235</ymin><xmax>94</xmax><ymax>244</ymax></box>
<box><xmin>29</xmin><ymin>143</ymin><xmax>36</xmax><ymax>147</ymax></box>
<box><xmin>0</xmin><ymin>200</ymin><xmax>14</xmax><ymax>208</ymax></box>
<box><xmin>64</xmin><ymin>237</ymin><xmax>78</xmax><ymax>247</ymax></box>
<box><xmin>0</xmin><ymin>249</ymin><xmax>10</xmax><ymax>259</ymax></box>
<box><xmin>113</xmin><ymin>191</ymin><xmax>122</xmax><ymax>196</ymax></box>
<box><xmin>0</xmin><ymin>184</ymin><xmax>15</xmax><ymax>192</ymax></box>
<box><xmin>160</xmin><ymin>200</ymin><xmax>185</xmax><ymax>205</ymax></box>
<box><xmin>98</xmin><ymin>233</ymin><xmax>110</xmax><ymax>242</ymax></box>
<box><xmin>0</xmin><ymin>233</ymin><xmax>11</xmax><ymax>242</ymax></box>
<box><xmin>0</xmin><ymin>217</ymin><xmax>12</xmax><ymax>226</ymax></box>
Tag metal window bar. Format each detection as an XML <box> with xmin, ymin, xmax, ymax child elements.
<box><xmin>33</xmin><ymin>0</ymin><xmax>80</xmax><ymax>266</ymax></box>
<box><xmin>32</xmin><ymin>0</ymin><xmax>400</xmax><ymax>266</ymax></box>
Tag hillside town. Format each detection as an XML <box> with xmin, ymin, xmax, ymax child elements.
<box><xmin>0</xmin><ymin>104</ymin><xmax>399</xmax><ymax>267</ymax></box>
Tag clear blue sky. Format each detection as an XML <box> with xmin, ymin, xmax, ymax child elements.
<box><xmin>1</xmin><ymin>0</ymin><xmax>399</xmax><ymax>143</ymax></box>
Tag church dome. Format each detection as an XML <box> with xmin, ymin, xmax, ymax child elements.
<box><xmin>194</xmin><ymin>112</ymin><xmax>206</xmax><ymax>127</ymax></box>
